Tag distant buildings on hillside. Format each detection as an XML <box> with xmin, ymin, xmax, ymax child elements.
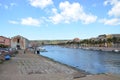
<box><xmin>73</xmin><ymin>38</ymin><xmax>80</xmax><ymax>42</ymax></box>
<box><xmin>0</xmin><ymin>34</ymin><xmax>120</xmax><ymax>49</ymax></box>
<box><xmin>78</xmin><ymin>34</ymin><xmax>120</xmax><ymax>47</ymax></box>
<box><xmin>65</xmin><ymin>34</ymin><xmax>120</xmax><ymax>48</ymax></box>
<box><xmin>90</xmin><ymin>34</ymin><xmax>120</xmax><ymax>41</ymax></box>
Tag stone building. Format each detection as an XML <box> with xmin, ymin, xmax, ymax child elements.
<box><xmin>0</xmin><ymin>36</ymin><xmax>11</xmax><ymax>47</ymax></box>
<box><xmin>11</xmin><ymin>35</ymin><xmax>29</xmax><ymax>49</ymax></box>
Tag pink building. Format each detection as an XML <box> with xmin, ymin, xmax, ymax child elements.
<box><xmin>73</xmin><ymin>38</ymin><xmax>80</xmax><ymax>42</ymax></box>
<box><xmin>0</xmin><ymin>36</ymin><xmax>11</xmax><ymax>47</ymax></box>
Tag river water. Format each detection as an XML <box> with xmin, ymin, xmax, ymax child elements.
<box><xmin>40</xmin><ymin>46</ymin><xmax>120</xmax><ymax>74</ymax></box>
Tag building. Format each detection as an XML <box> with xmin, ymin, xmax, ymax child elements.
<box><xmin>110</xmin><ymin>34</ymin><xmax>120</xmax><ymax>47</ymax></box>
<box><xmin>111</xmin><ymin>34</ymin><xmax>120</xmax><ymax>38</ymax></box>
<box><xmin>73</xmin><ymin>38</ymin><xmax>80</xmax><ymax>42</ymax></box>
<box><xmin>98</xmin><ymin>34</ymin><xmax>106</xmax><ymax>40</ymax></box>
<box><xmin>11</xmin><ymin>35</ymin><xmax>29</xmax><ymax>49</ymax></box>
<box><xmin>0</xmin><ymin>36</ymin><xmax>11</xmax><ymax>47</ymax></box>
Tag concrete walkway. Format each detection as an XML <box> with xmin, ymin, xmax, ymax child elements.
<box><xmin>0</xmin><ymin>50</ymin><xmax>120</xmax><ymax>80</ymax></box>
<box><xmin>74</xmin><ymin>74</ymin><xmax>120</xmax><ymax>80</ymax></box>
<box><xmin>0</xmin><ymin>50</ymin><xmax>85</xmax><ymax>80</ymax></box>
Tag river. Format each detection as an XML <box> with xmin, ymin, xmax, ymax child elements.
<box><xmin>40</xmin><ymin>46</ymin><xmax>120</xmax><ymax>74</ymax></box>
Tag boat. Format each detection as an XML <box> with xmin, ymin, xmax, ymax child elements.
<box><xmin>38</xmin><ymin>47</ymin><xmax>47</xmax><ymax>52</ymax></box>
<box><xmin>5</xmin><ymin>54</ymin><xmax>11</xmax><ymax>60</ymax></box>
<box><xmin>114</xmin><ymin>49</ymin><xmax>119</xmax><ymax>52</ymax></box>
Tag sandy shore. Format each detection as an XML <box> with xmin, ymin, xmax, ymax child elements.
<box><xmin>0</xmin><ymin>50</ymin><xmax>119</xmax><ymax>80</ymax></box>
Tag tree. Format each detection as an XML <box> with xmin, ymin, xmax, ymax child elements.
<box><xmin>0</xmin><ymin>44</ymin><xmax>8</xmax><ymax>48</ymax></box>
<box><xmin>107</xmin><ymin>38</ymin><xmax>112</xmax><ymax>43</ymax></box>
<box><xmin>98</xmin><ymin>39</ymin><xmax>102</xmax><ymax>47</ymax></box>
<box><xmin>112</xmin><ymin>37</ymin><xmax>117</xmax><ymax>43</ymax></box>
<box><xmin>106</xmin><ymin>38</ymin><xmax>112</xmax><ymax>47</ymax></box>
<box><xmin>41</xmin><ymin>42</ymin><xmax>44</xmax><ymax>45</ymax></box>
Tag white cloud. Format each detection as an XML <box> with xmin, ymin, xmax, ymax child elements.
<box><xmin>101</xmin><ymin>0</ymin><xmax>120</xmax><ymax>25</ymax></box>
<box><xmin>29</xmin><ymin>0</ymin><xmax>53</xmax><ymax>9</ymax></box>
<box><xmin>21</xmin><ymin>17</ymin><xmax>41</xmax><ymax>26</ymax></box>
<box><xmin>9</xmin><ymin>17</ymin><xmax>41</xmax><ymax>26</ymax></box>
<box><xmin>49</xmin><ymin>1</ymin><xmax>97</xmax><ymax>24</ymax></box>
<box><xmin>9</xmin><ymin>20</ymin><xmax>19</xmax><ymax>24</ymax></box>
<box><xmin>100</xmin><ymin>18</ymin><xmax>120</xmax><ymax>25</ymax></box>
<box><xmin>4</xmin><ymin>5</ymin><xmax>9</xmax><ymax>9</ymax></box>
<box><xmin>104</xmin><ymin>0</ymin><xmax>120</xmax><ymax>17</ymax></box>
<box><xmin>108</xmin><ymin>2</ymin><xmax>120</xmax><ymax>17</ymax></box>
<box><xmin>10</xmin><ymin>3</ymin><xmax>17</xmax><ymax>6</ymax></box>
<box><xmin>0</xmin><ymin>3</ymin><xmax>17</xmax><ymax>9</ymax></box>
<box><xmin>104</xmin><ymin>0</ymin><xmax>118</xmax><ymax>5</ymax></box>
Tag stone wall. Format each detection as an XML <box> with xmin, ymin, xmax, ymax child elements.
<box><xmin>11</xmin><ymin>35</ymin><xmax>29</xmax><ymax>49</ymax></box>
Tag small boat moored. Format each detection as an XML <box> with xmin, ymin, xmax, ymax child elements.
<box><xmin>37</xmin><ymin>47</ymin><xmax>47</xmax><ymax>52</ymax></box>
<box><xmin>114</xmin><ymin>49</ymin><xmax>119</xmax><ymax>52</ymax></box>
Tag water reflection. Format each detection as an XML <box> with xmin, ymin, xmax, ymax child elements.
<box><xmin>40</xmin><ymin>46</ymin><xmax>120</xmax><ymax>74</ymax></box>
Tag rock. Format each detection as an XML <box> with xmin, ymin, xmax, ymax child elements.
<box><xmin>73</xmin><ymin>72</ymin><xmax>86</xmax><ymax>79</ymax></box>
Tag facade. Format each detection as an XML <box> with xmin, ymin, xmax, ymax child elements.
<box><xmin>98</xmin><ymin>34</ymin><xmax>107</xmax><ymax>41</ymax></box>
<box><xmin>95</xmin><ymin>34</ymin><xmax>120</xmax><ymax>47</ymax></box>
<box><xmin>81</xmin><ymin>34</ymin><xmax>120</xmax><ymax>47</ymax></box>
<box><xmin>111</xmin><ymin>34</ymin><xmax>120</xmax><ymax>38</ymax></box>
<box><xmin>110</xmin><ymin>34</ymin><xmax>120</xmax><ymax>47</ymax></box>
<box><xmin>106</xmin><ymin>34</ymin><xmax>120</xmax><ymax>39</ymax></box>
<box><xmin>0</xmin><ymin>36</ymin><xmax>11</xmax><ymax>47</ymax></box>
<box><xmin>11</xmin><ymin>35</ymin><xmax>29</xmax><ymax>49</ymax></box>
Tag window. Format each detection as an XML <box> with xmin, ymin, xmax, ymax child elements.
<box><xmin>17</xmin><ymin>39</ymin><xmax>20</xmax><ymax>43</ymax></box>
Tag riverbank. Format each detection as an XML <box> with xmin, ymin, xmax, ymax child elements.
<box><xmin>0</xmin><ymin>50</ymin><xmax>120</xmax><ymax>80</ymax></box>
<box><xmin>0</xmin><ymin>50</ymin><xmax>86</xmax><ymax>80</ymax></box>
<box><xmin>64</xmin><ymin>45</ymin><xmax>120</xmax><ymax>52</ymax></box>
<box><xmin>74</xmin><ymin>73</ymin><xmax>120</xmax><ymax>80</ymax></box>
<box><xmin>80</xmin><ymin>47</ymin><xmax>120</xmax><ymax>52</ymax></box>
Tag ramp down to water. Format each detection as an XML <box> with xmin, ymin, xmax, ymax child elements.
<box><xmin>0</xmin><ymin>50</ymin><xmax>85</xmax><ymax>80</ymax></box>
<box><xmin>0</xmin><ymin>50</ymin><xmax>119</xmax><ymax>80</ymax></box>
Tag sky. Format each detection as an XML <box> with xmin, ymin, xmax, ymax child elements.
<box><xmin>0</xmin><ymin>0</ymin><xmax>120</xmax><ymax>40</ymax></box>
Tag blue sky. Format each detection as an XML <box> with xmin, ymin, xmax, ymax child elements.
<box><xmin>0</xmin><ymin>0</ymin><xmax>120</xmax><ymax>40</ymax></box>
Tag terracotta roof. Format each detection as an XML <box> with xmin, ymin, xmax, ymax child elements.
<box><xmin>73</xmin><ymin>38</ymin><xmax>80</xmax><ymax>42</ymax></box>
<box><xmin>0</xmin><ymin>36</ymin><xmax>10</xmax><ymax>39</ymax></box>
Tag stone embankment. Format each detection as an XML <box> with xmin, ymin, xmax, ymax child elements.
<box><xmin>0</xmin><ymin>50</ymin><xmax>85</xmax><ymax>80</ymax></box>
<box><xmin>64</xmin><ymin>45</ymin><xmax>120</xmax><ymax>52</ymax></box>
<box><xmin>0</xmin><ymin>50</ymin><xmax>120</xmax><ymax>80</ymax></box>
<box><xmin>81</xmin><ymin>47</ymin><xmax>120</xmax><ymax>52</ymax></box>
